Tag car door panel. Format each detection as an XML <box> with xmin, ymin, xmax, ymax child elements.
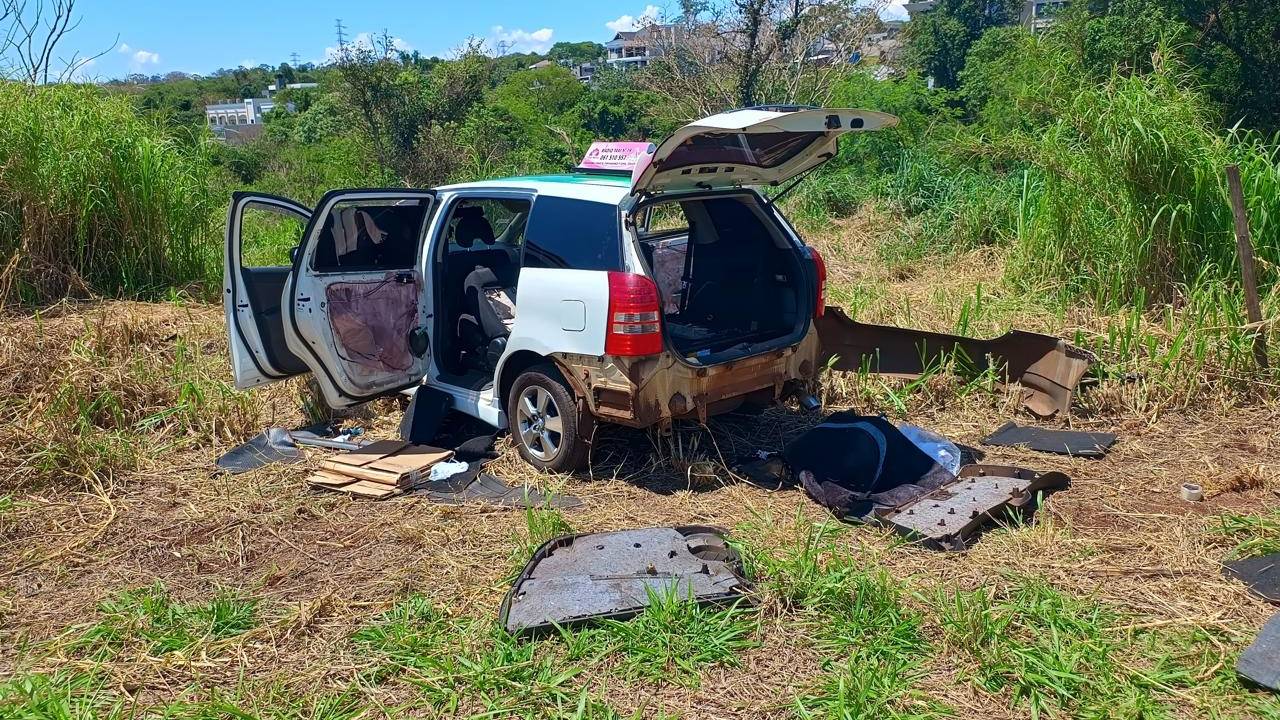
<box><xmin>285</xmin><ymin>190</ymin><xmax>436</xmax><ymax>408</ymax></box>
<box><xmin>224</xmin><ymin>192</ymin><xmax>311</xmax><ymax>389</ymax></box>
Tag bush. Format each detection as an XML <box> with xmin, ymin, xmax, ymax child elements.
<box><xmin>0</xmin><ymin>84</ymin><xmax>221</xmax><ymax>303</ymax></box>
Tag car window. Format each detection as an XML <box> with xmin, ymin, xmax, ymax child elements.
<box><xmin>637</xmin><ymin>202</ymin><xmax>690</xmax><ymax>239</ymax></box>
<box><xmin>661</xmin><ymin>131</ymin><xmax>822</xmax><ymax>171</ymax></box>
<box><xmin>444</xmin><ymin>198</ymin><xmax>530</xmax><ymax>251</ymax></box>
<box><xmin>312</xmin><ymin>198</ymin><xmax>429</xmax><ymax>272</ymax></box>
<box><xmin>522</xmin><ymin>196</ymin><xmax>622</xmax><ymax>271</ymax></box>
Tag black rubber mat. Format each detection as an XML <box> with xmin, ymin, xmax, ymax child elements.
<box><xmin>1224</xmin><ymin>554</ymin><xmax>1280</xmax><ymax>604</ymax></box>
<box><xmin>982</xmin><ymin>421</ymin><xmax>1117</xmax><ymax>458</ymax></box>
<box><xmin>215</xmin><ymin>428</ymin><xmax>304</xmax><ymax>474</ymax></box>
<box><xmin>1239</xmin><ymin>611</ymin><xmax>1280</xmax><ymax>691</ymax></box>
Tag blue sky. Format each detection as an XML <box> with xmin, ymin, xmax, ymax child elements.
<box><xmin>65</xmin><ymin>1</ymin><xmax>907</xmax><ymax>80</ymax></box>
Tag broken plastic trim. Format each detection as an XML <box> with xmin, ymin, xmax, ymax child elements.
<box><xmin>816</xmin><ymin>307</ymin><xmax>1096</xmax><ymax>418</ymax></box>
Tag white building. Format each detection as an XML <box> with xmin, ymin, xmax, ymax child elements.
<box><xmin>205</xmin><ymin>80</ymin><xmax>316</xmax><ymax>128</ymax></box>
<box><xmin>205</xmin><ymin>97</ymin><xmax>275</xmax><ymax>127</ymax></box>
<box><xmin>904</xmin><ymin>0</ymin><xmax>1069</xmax><ymax>30</ymax></box>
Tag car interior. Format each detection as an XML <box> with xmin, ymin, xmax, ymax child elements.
<box><xmin>636</xmin><ymin>193</ymin><xmax>806</xmax><ymax>364</ymax></box>
<box><xmin>435</xmin><ymin>197</ymin><xmax>531</xmax><ymax>389</ymax></box>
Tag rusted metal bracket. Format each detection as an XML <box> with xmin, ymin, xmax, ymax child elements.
<box><xmin>816</xmin><ymin>307</ymin><xmax>1095</xmax><ymax>418</ymax></box>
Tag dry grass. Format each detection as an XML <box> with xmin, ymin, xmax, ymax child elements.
<box><xmin>2</xmin><ymin>222</ymin><xmax>1279</xmax><ymax>717</ymax></box>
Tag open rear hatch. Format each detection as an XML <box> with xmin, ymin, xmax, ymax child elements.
<box><xmin>630</xmin><ymin>107</ymin><xmax>898</xmax><ymax>365</ymax></box>
<box><xmin>630</xmin><ymin>106</ymin><xmax>898</xmax><ymax>197</ymax></box>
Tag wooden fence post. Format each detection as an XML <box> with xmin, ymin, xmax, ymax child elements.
<box><xmin>1225</xmin><ymin>164</ymin><xmax>1269</xmax><ymax>370</ymax></box>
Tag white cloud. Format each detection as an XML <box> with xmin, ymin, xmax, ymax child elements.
<box><xmin>239</xmin><ymin>59</ymin><xmax>258</xmax><ymax>68</ymax></box>
<box><xmin>117</xmin><ymin>42</ymin><xmax>130</xmax><ymax>53</ymax></box>
<box><xmin>124</xmin><ymin>49</ymin><xmax>160</xmax><ymax>71</ymax></box>
<box><xmin>882</xmin><ymin>0</ymin><xmax>908</xmax><ymax>20</ymax></box>
<box><xmin>488</xmin><ymin>26</ymin><xmax>554</xmax><ymax>54</ymax></box>
<box><xmin>606</xmin><ymin>5</ymin><xmax>661</xmax><ymax>33</ymax></box>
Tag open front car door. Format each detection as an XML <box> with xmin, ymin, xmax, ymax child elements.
<box><xmin>225</xmin><ymin>192</ymin><xmax>313</xmax><ymax>389</ymax></box>
<box><xmin>630</xmin><ymin>107</ymin><xmax>899</xmax><ymax>197</ymax></box>
<box><xmin>284</xmin><ymin>190</ymin><xmax>437</xmax><ymax>409</ymax></box>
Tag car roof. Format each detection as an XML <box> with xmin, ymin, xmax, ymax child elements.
<box><xmin>436</xmin><ymin>173</ymin><xmax>631</xmax><ymax>206</ymax></box>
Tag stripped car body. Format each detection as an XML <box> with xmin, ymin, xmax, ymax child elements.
<box><xmin>224</xmin><ymin>106</ymin><xmax>1092</xmax><ymax>471</ymax></box>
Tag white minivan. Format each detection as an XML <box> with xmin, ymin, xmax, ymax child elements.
<box><xmin>225</xmin><ymin>107</ymin><xmax>898</xmax><ymax>471</ymax></box>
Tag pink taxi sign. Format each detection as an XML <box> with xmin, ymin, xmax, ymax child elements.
<box><xmin>578</xmin><ymin>141</ymin><xmax>654</xmax><ymax>171</ymax></box>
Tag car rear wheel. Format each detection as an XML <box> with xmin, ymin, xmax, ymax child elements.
<box><xmin>507</xmin><ymin>365</ymin><xmax>591</xmax><ymax>473</ymax></box>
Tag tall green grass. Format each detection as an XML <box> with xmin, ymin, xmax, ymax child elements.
<box><xmin>0</xmin><ymin>84</ymin><xmax>222</xmax><ymax>303</ymax></box>
<box><xmin>791</xmin><ymin>36</ymin><xmax>1280</xmax><ymax>314</ymax></box>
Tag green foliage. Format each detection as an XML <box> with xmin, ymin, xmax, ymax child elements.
<box><xmin>936</xmin><ymin>580</ymin><xmax>1177</xmax><ymax>719</ymax></box>
<box><xmin>71</xmin><ymin>583</ymin><xmax>258</xmax><ymax>658</ymax></box>
<box><xmin>549</xmin><ymin>41</ymin><xmax>605</xmax><ymax>65</ymax></box>
<box><xmin>904</xmin><ymin>0</ymin><xmax>1023</xmax><ymax>88</ymax></box>
<box><xmin>597</xmin><ymin>586</ymin><xmax>758</xmax><ymax>688</ymax></box>
<box><xmin>0</xmin><ymin>671</ymin><xmax>127</xmax><ymax>720</ymax></box>
<box><xmin>1212</xmin><ymin>508</ymin><xmax>1280</xmax><ymax>559</ymax></box>
<box><xmin>0</xmin><ymin>84</ymin><xmax>221</xmax><ymax>302</ymax></box>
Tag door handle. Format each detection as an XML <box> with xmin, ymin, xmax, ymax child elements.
<box><xmin>394</xmin><ymin>271</ymin><xmax>414</xmax><ymax>284</ymax></box>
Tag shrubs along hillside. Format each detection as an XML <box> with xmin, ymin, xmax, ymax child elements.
<box><xmin>0</xmin><ymin>84</ymin><xmax>221</xmax><ymax>304</ymax></box>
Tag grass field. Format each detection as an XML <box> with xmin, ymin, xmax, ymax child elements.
<box><xmin>2</xmin><ymin>212</ymin><xmax>1279</xmax><ymax>719</ymax></box>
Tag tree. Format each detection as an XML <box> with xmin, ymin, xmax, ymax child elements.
<box><xmin>904</xmin><ymin>0</ymin><xmax>1022</xmax><ymax>89</ymax></box>
<box><xmin>1066</xmin><ymin>0</ymin><xmax>1280</xmax><ymax>132</ymax></box>
<box><xmin>641</xmin><ymin>0</ymin><xmax>886</xmax><ymax>121</ymax></box>
<box><xmin>548</xmin><ymin>41</ymin><xmax>605</xmax><ymax>65</ymax></box>
<box><xmin>333</xmin><ymin>39</ymin><xmax>494</xmax><ymax>186</ymax></box>
<box><xmin>0</xmin><ymin>0</ymin><xmax>109</xmax><ymax>83</ymax></box>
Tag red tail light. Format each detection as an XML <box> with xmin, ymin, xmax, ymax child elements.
<box><xmin>606</xmin><ymin>271</ymin><xmax>663</xmax><ymax>356</ymax></box>
<box><xmin>806</xmin><ymin>246</ymin><xmax>827</xmax><ymax>318</ymax></box>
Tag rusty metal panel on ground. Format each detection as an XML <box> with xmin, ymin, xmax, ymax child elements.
<box><xmin>877</xmin><ymin>464</ymin><xmax>1069</xmax><ymax>551</ymax></box>
<box><xmin>816</xmin><ymin>307</ymin><xmax>1095</xmax><ymax>418</ymax></box>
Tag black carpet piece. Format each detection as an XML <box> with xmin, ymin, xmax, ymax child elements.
<box><xmin>982</xmin><ymin>421</ymin><xmax>1117</xmax><ymax>458</ymax></box>
<box><xmin>1224</xmin><ymin>554</ymin><xmax>1280</xmax><ymax>604</ymax></box>
<box><xmin>400</xmin><ymin>386</ymin><xmax>452</xmax><ymax>445</ymax></box>
<box><xmin>215</xmin><ymin>428</ymin><xmax>305</xmax><ymax>475</ymax></box>
<box><xmin>1239</xmin><ymin>611</ymin><xmax>1280</xmax><ymax>691</ymax></box>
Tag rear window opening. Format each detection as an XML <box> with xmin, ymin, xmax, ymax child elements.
<box><xmin>635</xmin><ymin>193</ymin><xmax>808</xmax><ymax>364</ymax></box>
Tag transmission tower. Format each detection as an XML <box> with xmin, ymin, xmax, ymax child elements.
<box><xmin>290</xmin><ymin>52</ymin><xmax>301</xmax><ymax>66</ymax></box>
<box><xmin>335</xmin><ymin>19</ymin><xmax>347</xmax><ymax>50</ymax></box>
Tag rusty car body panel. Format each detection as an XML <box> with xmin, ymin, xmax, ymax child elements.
<box><xmin>552</xmin><ymin>327</ymin><xmax>823</xmax><ymax>428</ymax></box>
<box><xmin>546</xmin><ymin>305</ymin><xmax>1094</xmax><ymax>429</ymax></box>
<box><xmin>815</xmin><ymin>306</ymin><xmax>1095</xmax><ymax>418</ymax></box>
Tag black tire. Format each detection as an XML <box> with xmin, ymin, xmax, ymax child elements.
<box><xmin>507</xmin><ymin>364</ymin><xmax>592</xmax><ymax>473</ymax></box>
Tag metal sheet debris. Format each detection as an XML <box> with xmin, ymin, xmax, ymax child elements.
<box><xmin>981</xmin><ymin>421</ymin><xmax>1117</xmax><ymax>458</ymax></box>
<box><xmin>878</xmin><ymin>464</ymin><xmax>1070</xmax><ymax>551</ymax></box>
<box><xmin>500</xmin><ymin>526</ymin><xmax>750</xmax><ymax>635</ymax></box>
<box><xmin>816</xmin><ymin>307</ymin><xmax>1095</xmax><ymax>418</ymax></box>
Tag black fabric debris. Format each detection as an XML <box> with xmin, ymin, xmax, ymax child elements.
<box><xmin>413</xmin><ymin>466</ymin><xmax>581</xmax><ymax>509</ymax></box>
<box><xmin>216</xmin><ymin>428</ymin><xmax>305</xmax><ymax>475</ymax></box>
<box><xmin>453</xmin><ymin>431</ymin><xmax>502</xmax><ymax>462</ymax></box>
<box><xmin>400</xmin><ymin>386</ymin><xmax>452</xmax><ymax>444</ymax></box>
<box><xmin>981</xmin><ymin>421</ymin><xmax>1117</xmax><ymax>458</ymax></box>
<box><xmin>782</xmin><ymin>412</ymin><xmax>954</xmax><ymax>520</ymax></box>
<box><xmin>1224</xmin><ymin>554</ymin><xmax>1280</xmax><ymax>604</ymax></box>
<box><xmin>1239</xmin><ymin>611</ymin><xmax>1280</xmax><ymax>691</ymax></box>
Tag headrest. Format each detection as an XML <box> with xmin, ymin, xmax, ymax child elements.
<box><xmin>454</xmin><ymin>207</ymin><xmax>495</xmax><ymax>248</ymax></box>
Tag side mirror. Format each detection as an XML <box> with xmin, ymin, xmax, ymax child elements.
<box><xmin>289</xmin><ymin>246</ymin><xmax>300</xmax><ymax>265</ymax></box>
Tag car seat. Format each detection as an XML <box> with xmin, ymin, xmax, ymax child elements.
<box><xmin>457</xmin><ymin>266</ymin><xmax>517</xmax><ymax>371</ymax></box>
<box><xmin>454</xmin><ymin>206</ymin><xmax>495</xmax><ymax>248</ymax></box>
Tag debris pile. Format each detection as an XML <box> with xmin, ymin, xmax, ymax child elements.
<box><xmin>307</xmin><ymin>440</ymin><xmax>453</xmax><ymax>498</ymax></box>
